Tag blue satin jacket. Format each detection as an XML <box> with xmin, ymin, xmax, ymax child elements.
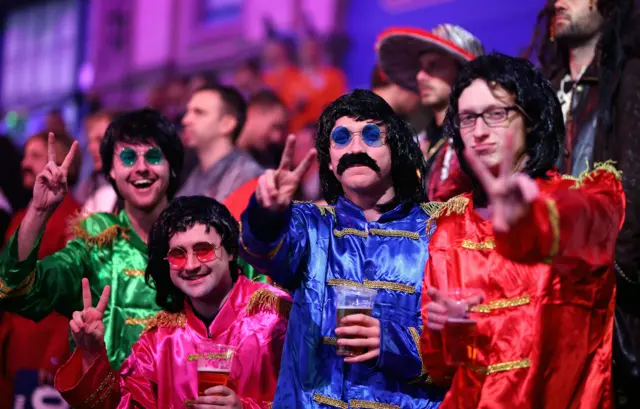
<box><xmin>240</xmin><ymin>196</ymin><xmax>444</xmax><ymax>409</ymax></box>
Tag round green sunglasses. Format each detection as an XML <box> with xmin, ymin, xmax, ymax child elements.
<box><xmin>119</xmin><ymin>147</ymin><xmax>164</xmax><ymax>167</ymax></box>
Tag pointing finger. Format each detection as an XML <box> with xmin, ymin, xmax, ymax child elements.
<box><xmin>61</xmin><ymin>141</ymin><xmax>79</xmax><ymax>171</ymax></box>
<box><xmin>277</xmin><ymin>134</ymin><xmax>296</xmax><ymax>171</ymax></box>
<box><xmin>82</xmin><ymin>278</ymin><xmax>92</xmax><ymax>310</ymax></box>
<box><xmin>292</xmin><ymin>149</ymin><xmax>317</xmax><ymax>179</ymax></box>
<box><xmin>47</xmin><ymin>133</ymin><xmax>57</xmax><ymax>164</ymax></box>
<box><xmin>96</xmin><ymin>285</ymin><xmax>111</xmax><ymax>314</ymax></box>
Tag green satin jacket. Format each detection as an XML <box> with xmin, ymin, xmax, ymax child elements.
<box><xmin>0</xmin><ymin>210</ymin><xmax>265</xmax><ymax>369</ymax></box>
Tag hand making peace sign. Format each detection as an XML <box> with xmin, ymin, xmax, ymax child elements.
<box><xmin>463</xmin><ymin>131</ymin><xmax>540</xmax><ymax>234</ymax></box>
<box><xmin>70</xmin><ymin>278</ymin><xmax>111</xmax><ymax>357</ymax></box>
<box><xmin>255</xmin><ymin>134</ymin><xmax>316</xmax><ymax>212</ymax></box>
<box><xmin>32</xmin><ymin>132</ymin><xmax>79</xmax><ymax>213</ymax></box>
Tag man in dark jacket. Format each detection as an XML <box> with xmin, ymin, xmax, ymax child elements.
<box><xmin>525</xmin><ymin>0</ymin><xmax>640</xmax><ymax>406</ymax></box>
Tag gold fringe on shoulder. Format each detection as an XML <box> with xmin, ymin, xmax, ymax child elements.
<box><xmin>420</xmin><ymin>202</ymin><xmax>443</xmax><ymax>216</ymax></box>
<box><xmin>564</xmin><ymin>160</ymin><xmax>622</xmax><ymax>189</ymax></box>
<box><xmin>142</xmin><ymin>311</ymin><xmax>187</xmax><ymax>334</ymax></box>
<box><xmin>72</xmin><ymin>223</ymin><xmax>129</xmax><ymax>247</ymax></box>
<box><xmin>246</xmin><ymin>288</ymin><xmax>292</xmax><ymax>318</ymax></box>
<box><xmin>425</xmin><ymin>196</ymin><xmax>470</xmax><ymax>232</ymax></box>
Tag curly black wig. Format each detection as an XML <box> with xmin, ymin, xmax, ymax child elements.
<box><xmin>315</xmin><ymin>89</ymin><xmax>427</xmax><ymax>204</ymax></box>
<box><xmin>100</xmin><ymin>108</ymin><xmax>184</xmax><ymax>200</ymax></box>
<box><xmin>145</xmin><ymin>196</ymin><xmax>240</xmax><ymax>313</ymax></box>
<box><xmin>444</xmin><ymin>53</ymin><xmax>563</xmax><ymax>181</ymax></box>
<box><xmin>523</xmin><ymin>0</ymin><xmax>640</xmax><ymax>136</ymax></box>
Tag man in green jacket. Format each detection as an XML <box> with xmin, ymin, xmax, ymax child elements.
<box><xmin>0</xmin><ymin>108</ymin><xmax>264</xmax><ymax>369</ymax></box>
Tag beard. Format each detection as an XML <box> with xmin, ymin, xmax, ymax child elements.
<box><xmin>553</xmin><ymin>11</ymin><xmax>603</xmax><ymax>46</ymax></box>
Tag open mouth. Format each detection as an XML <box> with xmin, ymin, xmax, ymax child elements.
<box><xmin>131</xmin><ymin>179</ymin><xmax>157</xmax><ymax>190</ymax></box>
<box><xmin>180</xmin><ymin>271</ymin><xmax>211</xmax><ymax>281</ymax></box>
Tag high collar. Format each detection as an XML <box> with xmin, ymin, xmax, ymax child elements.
<box><xmin>335</xmin><ymin>196</ymin><xmax>413</xmax><ymax>224</ymax></box>
<box><xmin>118</xmin><ymin>210</ymin><xmax>147</xmax><ymax>253</ymax></box>
<box><xmin>184</xmin><ymin>275</ymin><xmax>250</xmax><ymax>339</ymax></box>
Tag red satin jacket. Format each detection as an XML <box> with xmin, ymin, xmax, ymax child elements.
<box><xmin>421</xmin><ymin>164</ymin><xmax>625</xmax><ymax>409</ymax></box>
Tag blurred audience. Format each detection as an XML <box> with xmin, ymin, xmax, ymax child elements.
<box><xmin>178</xmin><ymin>84</ymin><xmax>263</xmax><ymax>202</ymax></box>
<box><xmin>234</xmin><ymin>58</ymin><xmax>265</xmax><ymax>100</ymax></box>
<box><xmin>0</xmin><ymin>131</ymin><xmax>81</xmax><ymax>407</ymax></box>
<box><xmin>75</xmin><ymin>110</ymin><xmax>120</xmax><ymax>214</ymax></box>
<box><xmin>237</xmin><ymin>90</ymin><xmax>289</xmax><ymax>169</ymax></box>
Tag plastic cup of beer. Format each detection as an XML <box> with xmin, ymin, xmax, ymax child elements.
<box><xmin>334</xmin><ymin>285</ymin><xmax>378</xmax><ymax>357</ymax></box>
<box><xmin>196</xmin><ymin>343</ymin><xmax>235</xmax><ymax>395</ymax></box>
<box><xmin>442</xmin><ymin>288</ymin><xmax>483</xmax><ymax>366</ymax></box>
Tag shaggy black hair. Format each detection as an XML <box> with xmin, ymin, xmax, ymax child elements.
<box><xmin>100</xmin><ymin>108</ymin><xmax>184</xmax><ymax>199</ymax></box>
<box><xmin>145</xmin><ymin>196</ymin><xmax>240</xmax><ymax>313</ymax></box>
<box><xmin>444</xmin><ymin>52</ymin><xmax>563</xmax><ymax>181</ymax></box>
<box><xmin>315</xmin><ymin>89</ymin><xmax>426</xmax><ymax>204</ymax></box>
<box><xmin>523</xmin><ymin>0</ymin><xmax>640</xmax><ymax>136</ymax></box>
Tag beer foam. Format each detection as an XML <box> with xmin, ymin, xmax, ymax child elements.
<box><xmin>197</xmin><ymin>367</ymin><xmax>230</xmax><ymax>373</ymax></box>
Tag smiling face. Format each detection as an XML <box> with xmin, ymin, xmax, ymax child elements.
<box><xmin>109</xmin><ymin>141</ymin><xmax>170</xmax><ymax>210</ymax></box>
<box><xmin>328</xmin><ymin>116</ymin><xmax>393</xmax><ymax>195</ymax></box>
<box><xmin>457</xmin><ymin>79</ymin><xmax>526</xmax><ymax>171</ymax></box>
<box><xmin>168</xmin><ymin>223</ymin><xmax>233</xmax><ymax>302</ymax></box>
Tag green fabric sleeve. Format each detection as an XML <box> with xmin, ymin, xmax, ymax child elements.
<box><xmin>0</xmin><ymin>228</ymin><xmax>89</xmax><ymax>321</ymax></box>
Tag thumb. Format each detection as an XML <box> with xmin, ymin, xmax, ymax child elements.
<box><xmin>427</xmin><ymin>287</ymin><xmax>444</xmax><ymax>303</ymax></box>
<box><xmin>465</xmin><ymin>294</ymin><xmax>485</xmax><ymax>308</ymax></box>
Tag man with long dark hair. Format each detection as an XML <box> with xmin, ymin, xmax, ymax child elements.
<box><xmin>0</xmin><ymin>109</ymin><xmax>183</xmax><ymax>370</ymax></box>
<box><xmin>524</xmin><ymin>1</ymin><xmax>640</xmax><ymax>405</ymax></box>
<box><xmin>239</xmin><ymin>89</ymin><xmax>444</xmax><ymax>407</ymax></box>
<box><xmin>422</xmin><ymin>53</ymin><xmax>623</xmax><ymax>408</ymax></box>
<box><xmin>54</xmin><ymin>196</ymin><xmax>290</xmax><ymax>408</ymax></box>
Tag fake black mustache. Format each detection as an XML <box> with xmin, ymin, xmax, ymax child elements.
<box><xmin>336</xmin><ymin>153</ymin><xmax>381</xmax><ymax>176</ymax></box>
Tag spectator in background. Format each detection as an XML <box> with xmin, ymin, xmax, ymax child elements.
<box><xmin>75</xmin><ymin>110</ymin><xmax>120</xmax><ymax>214</ymax></box>
<box><xmin>370</xmin><ymin>64</ymin><xmax>429</xmax><ymax>152</ymax></box>
<box><xmin>237</xmin><ymin>90</ymin><xmax>289</xmax><ymax>169</ymax></box>
<box><xmin>290</xmin><ymin>24</ymin><xmax>348</xmax><ymax>133</ymax></box>
<box><xmin>178</xmin><ymin>84</ymin><xmax>263</xmax><ymax>202</ymax></box>
<box><xmin>234</xmin><ymin>58</ymin><xmax>265</xmax><ymax>100</ymax></box>
<box><xmin>371</xmin><ymin>64</ymin><xmax>421</xmax><ymax>117</ymax></box>
<box><xmin>0</xmin><ymin>131</ymin><xmax>82</xmax><ymax>408</ymax></box>
<box><xmin>377</xmin><ymin>25</ymin><xmax>484</xmax><ymax>202</ymax></box>
<box><xmin>43</xmin><ymin>109</ymin><xmax>67</xmax><ymax>135</ymax></box>
<box><xmin>0</xmin><ymin>135</ymin><xmax>29</xmax><ymax>243</ymax></box>
<box><xmin>292</xmin><ymin>124</ymin><xmax>321</xmax><ymax>202</ymax></box>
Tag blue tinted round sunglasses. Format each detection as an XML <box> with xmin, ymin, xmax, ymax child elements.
<box><xmin>119</xmin><ymin>147</ymin><xmax>164</xmax><ymax>167</ymax></box>
<box><xmin>330</xmin><ymin>124</ymin><xmax>386</xmax><ymax>149</ymax></box>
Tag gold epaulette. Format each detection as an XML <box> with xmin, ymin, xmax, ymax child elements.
<box><xmin>562</xmin><ymin>160</ymin><xmax>622</xmax><ymax>188</ymax></box>
<box><xmin>246</xmin><ymin>289</ymin><xmax>292</xmax><ymax>319</ymax></box>
<box><xmin>141</xmin><ymin>311</ymin><xmax>187</xmax><ymax>334</ymax></box>
<box><xmin>294</xmin><ymin>200</ymin><xmax>336</xmax><ymax>218</ymax></box>
<box><xmin>70</xmin><ymin>212</ymin><xmax>129</xmax><ymax>247</ymax></box>
<box><xmin>424</xmin><ymin>196</ymin><xmax>470</xmax><ymax>232</ymax></box>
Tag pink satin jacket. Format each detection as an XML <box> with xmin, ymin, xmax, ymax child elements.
<box><xmin>54</xmin><ymin>276</ymin><xmax>291</xmax><ymax>408</ymax></box>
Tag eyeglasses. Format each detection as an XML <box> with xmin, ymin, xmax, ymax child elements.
<box><xmin>457</xmin><ymin>106</ymin><xmax>528</xmax><ymax>130</ymax></box>
<box><xmin>330</xmin><ymin>124</ymin><xmax>386</xmax><ymax>149</ymax></box>
<box><xmin>165</xmin><ymin>241</ymin><xmax>220</xmax><ymax>269</ymax></box>
<box><xmin>119</xmin><ymin>147</ymin><xmax>164</xmax><ymax>167</ymax></box>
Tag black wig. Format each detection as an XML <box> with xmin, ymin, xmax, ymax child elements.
<box><xmin>100</xmin><ymin>108</ymin><xmax>185</xmax><ymax>199</ymax></box>
<box><xmin>444</xmin><ymin>53</ymin><xmax>563</xmax><ymax>181</ymax></box>
<box><xmin>315</xmin><ymin>89</ymin><xmax>427</xmax><ymax>204</ymax></box>
<box><xmin>145</xmin><ymin>196</ymin><xmax>240</xmax><ymax>313</ymax></box>
<box><xmin>523</xmin><ymin>0</ymin><xmax>640</xmax><ymax>136</ymax></box>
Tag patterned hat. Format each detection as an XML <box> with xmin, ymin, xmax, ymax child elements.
<box><xmin>376</xmin><ymin>25</ymin><xmax>485</xmax><ymax>92</ymax></box>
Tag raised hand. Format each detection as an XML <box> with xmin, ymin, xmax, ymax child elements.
<box><xmin>70</xmin><ymin>278</ymin><xmax>111</xmax><ymax>358</ymax></box>
<box><xmin>255</xmin><ymin>134</ymin><xmax>316</xmax><ymax>212</ymax></box>
<box><xmin>463</xmin><ymin>131</ymin><xmax>540</xmax><ymax>234</ymax></box>
<box><xmin>32</xmin><ymin>132</ymin><xmax>79</xmax><ymax>214</ymax></box>
<box><xmin>425</xmin><ymin>288</ymin><xmax>483</xmax><ymax>332</ymax></box>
